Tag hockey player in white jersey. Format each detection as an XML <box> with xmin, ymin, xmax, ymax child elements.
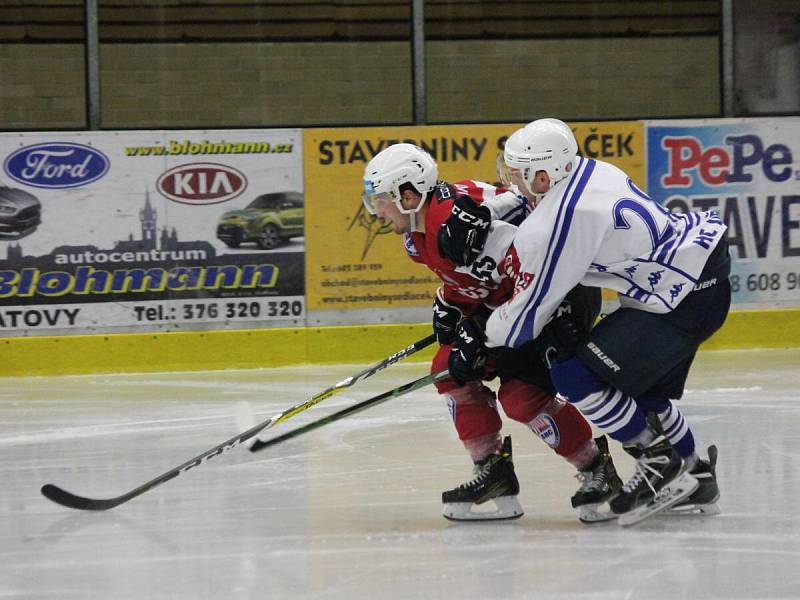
<box><xmin>450</xmin><ymin>119</ymin><xmax>728</xmax><ymax>526</ymax></box>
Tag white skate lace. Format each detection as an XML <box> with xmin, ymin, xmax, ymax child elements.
<box><xmin>621</xmin><ymin>455</ymin><xmax>670</xmax><ymax>495</ymax></box>
<box><xmin>575</xmin><ymin>469</ymin><xmax>605</xmax><ymax>493</ymax></box>
<box><xmin>459</xmin><ymin>459</ymin><xmax>494</xmax><ymax>490</ymax></box>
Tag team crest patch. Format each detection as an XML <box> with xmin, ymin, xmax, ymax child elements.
<box><xmin>403</xmin><ymin>233</ymin><xmax>419</xmax><ymax>257</ymax></box>
<box><xmin>530</xmin><ymin>414</ymin><xmax>560</xmax><ymax>448</ymax></box>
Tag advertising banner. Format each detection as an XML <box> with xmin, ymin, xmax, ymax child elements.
<box><xmin>0</xmin><ymin>130</ymin><xmax>305</xmax><ymax>335</ymax></box>
<box><xmin>647</xmin><ymin>118</ymin><xmax>800</xmax><ymax>308</ymax></box>
<box><xmin>304</xmin><ymin>121</ymin><xmax>644</xmax><ymax>319</ymax></box>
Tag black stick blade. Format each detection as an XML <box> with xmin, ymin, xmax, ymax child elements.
<box><xmin>41</xmin><ymin>484</ymin><xmax>121</xmax><ymax>511</ymax></box>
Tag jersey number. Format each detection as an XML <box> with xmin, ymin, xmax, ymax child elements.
<box><xmin>470</xmin><ymin>256</ymin><xmax>496</xmax><ymax>281</ymax></box>
<box><xmin>612</xmin><ymin>198</ymin><xmax>673</xmax><ymax>251</ymax></box>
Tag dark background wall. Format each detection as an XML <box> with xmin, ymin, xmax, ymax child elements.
<box><xmin>0</xmin><ymin>0</ymin><xmax>797</xmax><ymax>129</ymax></box>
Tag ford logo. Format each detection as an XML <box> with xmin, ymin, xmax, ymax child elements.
<box><xmin>157</xmin><ymin>163</ymin><xmax>247</xmax><ymax>205</ymax></box>
<box><xmin>3</xmin><ymin>142</ymin><xmax>110</xmax><ymax>189</ymax></box>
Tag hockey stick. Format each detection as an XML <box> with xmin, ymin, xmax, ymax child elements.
<box><xmin>40</xmin><ymin>333</ymin><xmax>436</xmax><ymax>511</ymax></box>
<box><xmin>249</xmin><ymin>369</ymin><xmax>450</xmax><ymax>453</ymax></box>
<box><xmin>243</xmin><ymin>332</ymin><xmax>436</xmax><ymax>448</ymax></box>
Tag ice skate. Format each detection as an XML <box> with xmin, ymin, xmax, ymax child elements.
<box><xmin>665</xmin><ymin>445</ymin><xmax>720</xmax><ymax>516</ymax></box>
<box><xmin>442</xmin><ymin>435</ymin><xmax>523</xmax><ymax>521</ymax></box>
<box><xmin>610</xmin><ymin>419</ymin><xmax>698</xmax><ymax>527</ymax></box>
<box><xmin>571</xmin><ymin>436</ymin><xmax>622</xmax><ymax>523</ymax></box>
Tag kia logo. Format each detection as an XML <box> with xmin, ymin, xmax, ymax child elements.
<box><xmin>4</xmin><ymin>142</ymin><xmax>110</xmax><ymax>189</ymax></box>
<box><xmin>157</xmin><ymin>163</ymin><xmax>247</xmax><ymax>205</ymax></box>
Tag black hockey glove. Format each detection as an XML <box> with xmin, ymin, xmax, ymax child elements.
<box><xmin>437</xmin><ymin>194</ymin><xmax>491</xmax><ymax>267</ymax></box>
<box><xmin>448</xmin><ymin>317</ymin><xmax>488</xmax><ymax>386</ymax></box>
<box><xmin>538</xmin><ymin>298</ymin><xmax>591</xmax><ymax>367</ymax></box>
<box><xmin>432</xmin><ymin>288</ymin><xmax>463</xmax><ymax>345</ymax></box>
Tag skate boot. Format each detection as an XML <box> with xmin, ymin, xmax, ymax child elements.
<box><xmin>610</xmin><ymin>417</ymin><xmax>699</xmax><ymax>527</ymax></box>
<box><xmin>442</xmin><ymin>435</ymin><xmax>524</xmax><ymax>521</ymax></box>
<box><xmin>666</xmin><ymin>445</ymin><xmax>720</xmax><ymax>516</ymax></box>
<box><xmin>571</xmin><ymin>436</ymin><xmax>623</xmax><ymax>523</ymax></box>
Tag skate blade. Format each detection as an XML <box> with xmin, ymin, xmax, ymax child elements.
<box><xmin>618</xmin><ymin>473</ymin><xmax>699</xmax><ymax>527</ymax></box>
<box><xmin>577</xmin><ymin>503</ymin><xmax>618</xmax><ymax>524</ymax></box>
<box><xmin>443</xmin><ymin>496</ymin><xmax>524</xmax><ymax>521</ymax></box>
<box><xmin>663</xmin><ymin>500</ymin><xmax>721</xmax><ymax>517</ymax></box>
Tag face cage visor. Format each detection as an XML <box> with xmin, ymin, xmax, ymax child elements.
<box><xmin>362</xmin><ymin>179</ymin><xmax>431</xmax><ymax>217</ymax></box>
<box><xmin>361</xmin><ymin>177</ymin><xmax>397</xmax><ymax>215</ymax></box>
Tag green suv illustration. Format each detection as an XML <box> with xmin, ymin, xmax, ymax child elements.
<box><xmin>216</xmin><ymin>192</ymin><xmax>304</xmax><ymax>249</ymax></box>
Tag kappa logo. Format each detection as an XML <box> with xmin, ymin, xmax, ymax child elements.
<box><xmin>157</xmin><ymin>162</ymin><xmax>247</xmax><ymax>205</ymax></box>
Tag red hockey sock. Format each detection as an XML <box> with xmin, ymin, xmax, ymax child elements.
<box><xmin>443</xmin><ymin>382</ymin><xmax>502</xmax><ymax>462</ymax></box>
<box><xmin>498</xmin><ymin>380</ymin><xmax>594</xmax><ymax>466</ymax></box>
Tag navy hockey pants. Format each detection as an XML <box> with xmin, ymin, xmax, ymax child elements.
<box><xmin>574</xmin><ymin>239</ymin><xmax>732</xmax><ymax>400</ymax></box>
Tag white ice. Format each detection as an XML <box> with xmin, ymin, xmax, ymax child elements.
<box><xmin>2</xmin><ymin>348</ymin><xmax>800</xmax><ymax>599</ymax></box>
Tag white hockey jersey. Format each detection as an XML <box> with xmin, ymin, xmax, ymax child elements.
<box><xmin>485</xmin><ymin>157</ymin><xmax>727</xmax><ymax>349</ymax></box>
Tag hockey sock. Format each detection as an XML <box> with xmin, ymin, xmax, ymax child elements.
<box><xmin>638</xmin><ymin>396</ymin><xmax>697</xmax><ymax>460</ymax></box>
<box><xmin>443</xmin><ymin>382</ymin><xmax>503</xmax><ymax>462</ymax></box>
<box><xmin>659</xmin><ymin>405</ymin><xmax>696</xmax><ymax>459</ymax></box>
<box><xmin>627</xmin><ymin>425</ymin><xmax>657</xmax><ymax>448</ymax></box>
<box><xmin>553</xmin><ymin>430</ymin><xmax>598</xmax><ymax>471</ymax></box>
<box><xmin>551</xmin><ymin>357</ymin><xmax>648</xmax><ymax>443</ymax></box>
<box><xmin>497</xmin><ymin>380</ymin><xmax>593</xmax><ymax>466</ymax></box>
<box><xmin>463</xmin><ymin>432</ymin><xmax>503</xmax><ymax>462</ymax></box>
<box><xmin>534</xmin><ymin>399</ymin><xmax>596</xmax><ymax>468</ymax></box>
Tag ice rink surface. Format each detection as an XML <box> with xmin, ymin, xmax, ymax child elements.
<box><xmin>2</xmin><ymin>347</ymin><xmax>799</xmax><ymax>599</ymax></box>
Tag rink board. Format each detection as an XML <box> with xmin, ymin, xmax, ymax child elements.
<box><xmin>3</xmin><ymin>308</ymin><xmax>799</xmax><ymax>377</ymax></box>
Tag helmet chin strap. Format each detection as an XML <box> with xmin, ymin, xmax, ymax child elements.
<box><xmin>522</xmin><ymin>172</ymin><xmax>547</xmax><ymax>209</ymax></box>
<box><xmin>400</xmin><ymin>192</ymin><xmax>427</xmax><ymax>233</ymax></box>
<box><xmin>409</xmin><ymin>211</ymin><xmax>418</xmax><ymax>232</ymax></box>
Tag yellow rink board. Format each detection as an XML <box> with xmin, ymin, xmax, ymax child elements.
<box><xmin>1</xmin><ymin>309</ymin><xmax>799</xmax><ymax>377</ymax></box>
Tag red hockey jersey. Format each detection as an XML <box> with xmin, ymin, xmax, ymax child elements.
<box><xmin>404</xmin><ymin>180</ymin><xmax>524</xmax><ymax>316</ymax></box>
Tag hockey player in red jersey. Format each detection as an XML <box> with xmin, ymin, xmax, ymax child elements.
<box><xmin>361</xmin><ymin>143</ymin><xmax>621</xmax><ymax>522</ymax></box>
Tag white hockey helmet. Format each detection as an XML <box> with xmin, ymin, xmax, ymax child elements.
<box><xmin>362</xmin><ymin>143</ymin><xmax>438</xmax><ymax>216</ymax></box>
<box><xmin>503</xmin><ymin>118</ymin><xmax>578</xmax><ymax>190</ymax></box>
